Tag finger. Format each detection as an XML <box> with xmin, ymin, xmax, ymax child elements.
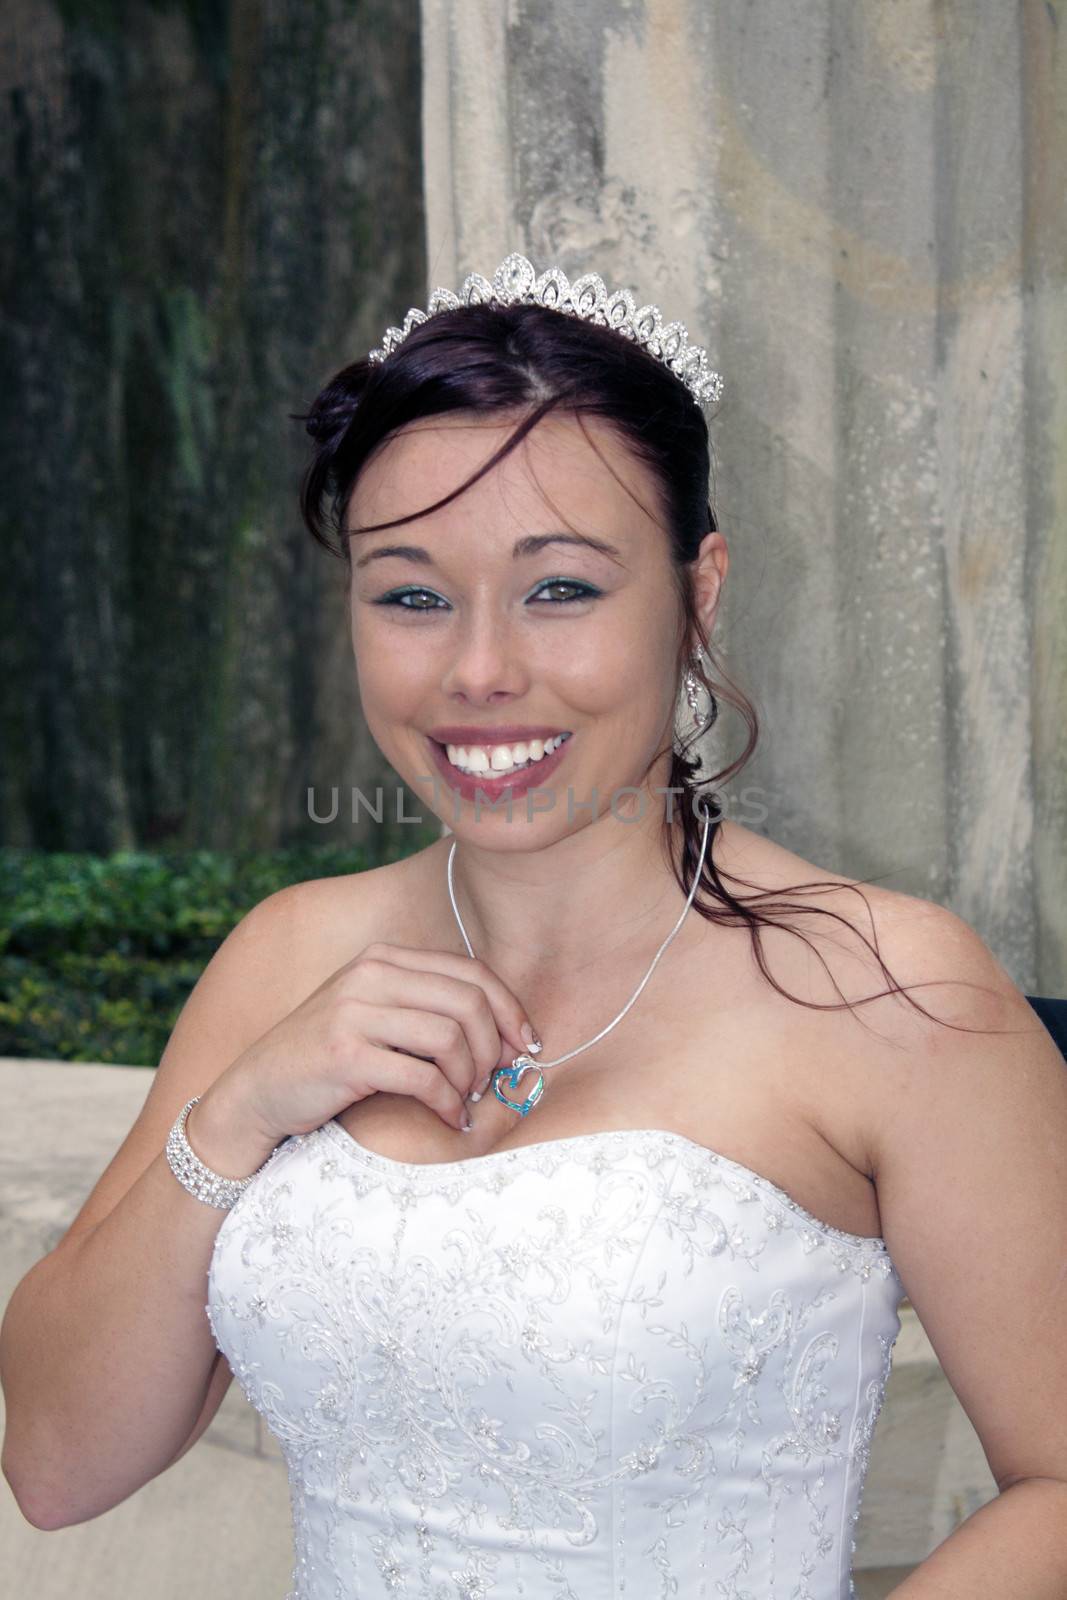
<box><xmin>350</xmin><ymin>963</ymin><xmax>503</xmax><ymax>1085</ymax></box>
<box><xmin>357</xmin><ymin>1043</ymin><xmax>472</xmax><ymax>1130</ymax></box>
<box><xmin>357</xmin><ymin>945</ymin><xmax>535</xmax><ymax>1059</ymax></box>
<box><xmin>355</xmin><ymin>1002</ymin><xmax>478</xmax><ymax>1102</ymax></box>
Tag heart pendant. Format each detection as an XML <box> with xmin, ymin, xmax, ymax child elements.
<box><xmin>493</xmin><ymin>1055</ymin><xmax>545</xmax><ymax>1117</ymax></box>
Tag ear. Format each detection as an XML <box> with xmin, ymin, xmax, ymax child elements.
<box><xmin>692</xmin><ymin>530</ymin><xmax>728</xmax><ymax>638</ymax></box>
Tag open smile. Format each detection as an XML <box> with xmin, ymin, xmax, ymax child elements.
<box><xmin>424</xmin><ymin>731</ymin><xmax>574</xmax><ymax>799</ymax></box>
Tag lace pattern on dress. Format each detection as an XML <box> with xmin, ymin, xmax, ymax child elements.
<box><xmin>206</xmin><ymin>1124</ymin><xmax>905</xmax><ymax>1600</ymax></box>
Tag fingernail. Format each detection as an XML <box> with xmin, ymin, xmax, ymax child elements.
<box><xmin>469</xmin><ymin>1089</ymin><xmax>482</xmax><ymax>1103</ymax></box>
<box><xmin>521</xmin><ymin>1021</ymin><xmax>542</xmax><ymax>1053</ymax></box>
<box><xmin>460</xmin><ymin>1113</ymin><xmax>473</xmax><ymax>1133</ymax></box>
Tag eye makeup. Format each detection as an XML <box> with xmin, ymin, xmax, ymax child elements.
<box><xmin>371</xmin><ymin>578</ymin><xmax>603</xmax><ymax>612</ymax></box>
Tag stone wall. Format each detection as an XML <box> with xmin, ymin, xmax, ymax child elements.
<box><xmin>421</xmin><ymin>0</ymin><xmax>1067</xmax><ymax>993</ymax></box>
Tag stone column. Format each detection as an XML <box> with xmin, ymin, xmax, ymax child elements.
<box><xmin>420</xmin><ymin>0</ymin><xmax>1067</xmax><ymax>992</ymax></box>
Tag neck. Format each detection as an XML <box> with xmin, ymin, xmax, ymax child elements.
<box><xmin>443</xmin><ymin>798</ymin><xmax>715</xmax><ymax>998</ymax></box>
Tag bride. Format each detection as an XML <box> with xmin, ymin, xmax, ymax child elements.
<box><xmin>4</xmin><ymin>253</ymin><xmax>1064</xmax><ymax>1598</ymax></box>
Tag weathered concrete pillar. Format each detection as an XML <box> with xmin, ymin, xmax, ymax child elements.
<box><xmin>420</xmin><ymin>0</ymin><xmax>1067</xmax><ymax>991</ymax></box>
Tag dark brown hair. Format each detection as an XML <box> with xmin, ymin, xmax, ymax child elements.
<box><xmin>294</xmin><ymin>298</ymin><xmax>1001</xmax><ymax>1040</ymax></box>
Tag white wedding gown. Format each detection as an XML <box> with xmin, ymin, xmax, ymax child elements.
<box><xmin>206</xmin><ymin>1118</ymin><xmax>905</xmax><ymax>1599</ymax></box>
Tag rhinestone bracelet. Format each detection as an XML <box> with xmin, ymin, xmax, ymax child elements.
<box><xmin>165</xmin><ymin>1095</ymin><xmax>265</xmax><ymax>1211</ymax></box>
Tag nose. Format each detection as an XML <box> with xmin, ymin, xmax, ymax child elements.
<box><xmin>439</xmin><ymin>614</ymin><xmax>527</xmax><ymax>703</ymax></box>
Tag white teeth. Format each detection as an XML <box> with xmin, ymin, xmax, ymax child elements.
<box><xmin>444</xmin><ymin>732</ymin><xmax>571</xmax><ymax>776</ymax></box>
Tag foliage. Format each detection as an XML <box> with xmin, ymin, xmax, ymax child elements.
<box><xmin>0</xmin><ymin>839</ymin><xmax>433</xmax><ymax>1067</ymax></box>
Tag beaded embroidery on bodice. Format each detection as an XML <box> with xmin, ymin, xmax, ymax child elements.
<box><xmin>206</xmin><ymin>1121</ymin><xmax>905</xmax><ymax>1600</ymax></box>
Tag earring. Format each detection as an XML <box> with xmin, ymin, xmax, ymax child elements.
<box><xmin>680</xmin><ymin>647</ymin><xmax>718</xmax><ymax>740</ymax></box>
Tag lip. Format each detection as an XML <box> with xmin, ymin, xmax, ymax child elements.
<box><xmin>424</xmin><ymin>731</ymin><xmax>573</xmax><ymax>803</ymax></box>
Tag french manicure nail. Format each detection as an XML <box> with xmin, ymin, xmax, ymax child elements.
<box><xmin>469</xmin><ymin>1089</ymin><xmax>482</xmax><ymax>1103</ymax></box>
<box><xmin>460</xmin><ymin>1113</ymin><xmax>473</xmax><ymax>1132</ymax></box>
<box><xmin>521</xmin><ymin>1021</ymin><xmax>542</xmax><ymax>1053</ymax></box>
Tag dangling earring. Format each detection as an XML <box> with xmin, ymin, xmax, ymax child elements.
<box><xmin>679</xmin><ymin>646</ymin><xmax>718</xmax><ymax>742</ymax></box>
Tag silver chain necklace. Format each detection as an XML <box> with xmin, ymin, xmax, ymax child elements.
<box><xmin>445</xmin><ymin>795</ymin><xmax>716</xmax><ymax>1117</ymax></box>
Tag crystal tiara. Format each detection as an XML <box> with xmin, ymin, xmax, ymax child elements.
<box><xmin>366</xmin><ymin>251</ymin><xmax>724</xmax><ymax>410</ymax></box>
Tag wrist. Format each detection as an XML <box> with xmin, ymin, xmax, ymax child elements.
<box><xmin>185</xmin><ymin>1082</ymin><xmax>280</xmax><ymax>1179</ymax></box>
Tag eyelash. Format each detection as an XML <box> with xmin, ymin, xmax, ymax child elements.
<box><xmin>373</xmin><ymin>579</ymin><xmax>602</xmax><ymax>613</ymax></box>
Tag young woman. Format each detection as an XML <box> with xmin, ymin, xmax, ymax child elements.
<box><xmin>4</xmin><ymin>254</ymin><xmax>1064</xmax><ymax>1598</ymax></box>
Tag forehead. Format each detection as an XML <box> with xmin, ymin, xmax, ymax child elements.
<box><xmin>348</xmin><ymin>410</ymin><xmax>662</xmax><ymax>539</ymax></box>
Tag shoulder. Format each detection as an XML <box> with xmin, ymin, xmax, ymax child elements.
<box><xmin>189</xmin><ymin>853</ymin><xmax>428</xmax><ymax>1028</ymax></box>
<box><xmin>835</xmin><ymin>888</ymin><xmax>1063</xmax><ymax>1175</ymax></box>
<box><xmin>796</xmin><ymin>876</ymin><xmax>1050</xmax><ymax>1136</ymax></box>
<box><xmin>843</xmin><ymin>887</ymin><xmax>1036</xmax><ymax>1048</ymax></box>
<box><xmin>714</xmin><ymin>821</ymin><xmax>1025</xmax><ymax>1034</ymax></box>
<box><xmin>256</xmin><ymin>847</ymin><xmax>435</xmax><ymax>981</ymax></box>
<box><xmin>712</xmin><ymin>819</ymin><xmax>1055</xmax><ymax>1121</ymax></box>
<box><xmin>709</xmin><ymin>821</ymin><xmax>953</xmax><ymax>1014</ymax></box>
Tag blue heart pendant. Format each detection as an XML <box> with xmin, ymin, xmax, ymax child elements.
<box><xmin>493</xmin><ymin>1055</ymin><xmax>544</xmax><ymax>1117</ymax></box>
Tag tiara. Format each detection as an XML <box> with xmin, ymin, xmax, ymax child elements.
<box><xmin>366</xmin><ymin>250</ymin><xmax>724</xmax><ymax>410</ymax></box>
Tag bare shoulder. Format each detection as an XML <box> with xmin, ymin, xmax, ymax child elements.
<box><xmin>833</xmin><ymin>883</ymin><xmax>1037</xmax><ymax>1048</ymax></box>
<box><xmin>714</xmin><ymin>820</ymin><xmax>1025</xmax><ymax>1030</ymax></box>
<box><xmin>273</xmin><ymin>844</ymin><xmax>444</xmax><ymax>985</ymax></box>
<box><xmin>709</xmin><ymin>821</ymin><xmax>947</xmax><ymax>1011</ymax></box>
<box><xmin>819</xmin><ymin>881</ymin><xmax>1060</xmax><ymax>1195</ymax></box>
<box><xmin>710</xmin><ymin>822</ymin><xmax>1054</xmax><ymax>1144</ymax></box>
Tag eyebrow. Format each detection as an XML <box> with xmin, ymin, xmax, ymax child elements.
<box><xmin>350</xmin><ymin>531</ymin><xmax>624</xmax><ymax>570</ymax></box>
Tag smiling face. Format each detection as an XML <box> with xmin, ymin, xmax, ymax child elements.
<box><xmin>345</xmin><ymin>409</ymin><xmax>719</xmax><ymax>841</ymax></box>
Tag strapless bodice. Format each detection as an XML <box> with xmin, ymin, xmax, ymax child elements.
<box><xmin>205</xmin><ymin>1120</ymin><xmax>905</xmax><ymax>1599</ymax></box>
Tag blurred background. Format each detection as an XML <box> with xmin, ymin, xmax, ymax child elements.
<box><xmin>1</xmin><ymin>2</ymin><xmax>1064</xmax><ymax>1595</ymax></box>
<box><xmin>1</xmin><ymin>0</ymin><xmax>437</xmax><ymax>1069</ymax></box>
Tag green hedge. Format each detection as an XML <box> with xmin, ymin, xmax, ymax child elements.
<box><xmin>0</xmin><ymin>838</ymin><xmax>436</xmax><ymax>1066</ymax></box>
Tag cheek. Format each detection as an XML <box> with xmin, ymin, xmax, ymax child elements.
<box><xmin>611</xmin><ymin>658</ymin><xmax>680</xmax><ymax>741</ymax></box>
<box><xmin>353</xmin><ymin>644</ymin><xmax>425</xmax><ymax>718</ymax></box>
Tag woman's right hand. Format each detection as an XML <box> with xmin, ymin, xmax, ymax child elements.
<box><xmin>205</xmin><ymin>941</ymin><xmax>536</xmax><ymax>1146</ymax></box>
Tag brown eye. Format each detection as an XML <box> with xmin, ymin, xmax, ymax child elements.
<box><xmin>531</xmin><ymin>581</ymin><xmax>600</xmax><ymax>604</ymax></box>
<box><xmin>376</xmin><ymin>589</ymin><xmax>443</xmax><ymax>611</ymax></box>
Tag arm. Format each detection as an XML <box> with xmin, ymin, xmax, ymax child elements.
<box><xmin>0</xmin><ymin>882</ymin><xmax>317</xmax><ymax>1529</ymax></box>
<box><xmin>886</xmin><ymin>1478</ymin><xmax>1067</xmax><ymax>1597</ymax></box>
<box><xmin>1</xmin><ymin>1096</ymin><xmax>276</xmax><ymax>1530</ymax></box>
<box><xmin>862</xmin><ymin>903</ymin><xmax>1067</xmax><ymax>1597</ymax></box>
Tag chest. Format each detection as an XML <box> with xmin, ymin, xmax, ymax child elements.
<box><xmin>337</xmin><ymin>902</ymin><xmax>886</xmax><ymax>1241</ymax></box>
